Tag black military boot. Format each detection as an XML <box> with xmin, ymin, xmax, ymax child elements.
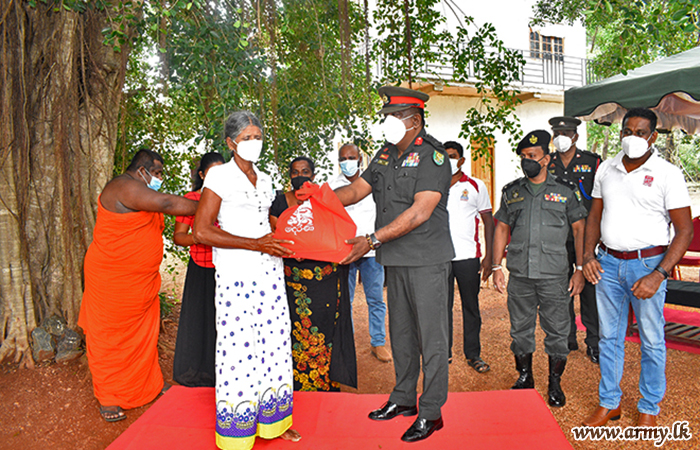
<box><xmin>511</xmin><ymin>353</ymin><xmax>534</xmax><ymax>389</ymax></box>
<box><xmin>547</xmin><ymin>355</ymin><xmax>567</xmax><ymax>407</ymax></box>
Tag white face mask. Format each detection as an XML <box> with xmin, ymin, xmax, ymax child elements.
<box><xmin>234</xmin><ymin>139</ymin><xmax>263</xmax><ymax>163</ymax></box>
<box><xmin>381</xmin><ymin>114</ymin><xmax>416</xmax><ymax>145</ymax></box>
<box><xmin>621</xmin><ymin>135</ymin><xmax>651</xmax><ymax>159</ymax></box>
<box><xmin>449</xmin><ymin>158</ymin><xmax>461</xmax><ymax>175</ymax></box>
<box><xmin>552</xmin><ymin>135</ymin><xmax>573</xmax><ymax>153</ymax></box>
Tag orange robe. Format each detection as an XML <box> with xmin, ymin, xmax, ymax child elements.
<box><xmin>78</xmin><ymin>198</ymin><xmax>165</xmax><ymax>409</ymax></box>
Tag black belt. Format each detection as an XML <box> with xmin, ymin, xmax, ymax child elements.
<box><xmin>599</xmin><ymin>243</ymin><xmax>667</xmax><ymax>260</ymax></box>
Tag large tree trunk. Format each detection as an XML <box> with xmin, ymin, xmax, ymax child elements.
<box><xmin>0</xmin><ymin>0</ymin><xmax>130</xmax><ymax>366</ymax></box>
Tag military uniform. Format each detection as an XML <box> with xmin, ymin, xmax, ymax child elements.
<box><xmin>361</xmin><ymin>127</ymin><xmax>453</xmax><ymax>421</ymax></box>
<box><xmin>549</xmin><ymin>115</ymin><xmax>602</xmax><ymax>358</ymax></box>
<box><xmin>495</xmin><ymin>173</ymin><xmax>588</xmax><ymax>357</ymax></box>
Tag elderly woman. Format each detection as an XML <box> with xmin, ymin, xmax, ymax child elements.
<box><xmin>269</xmin><ymin>157</ymin><xmax>357</xmax><ymax>392</ymax></box>
<box><xmin>194</xmin><ymin>111</ymin><xmax>300</xmax><ymax>449</ymax></box>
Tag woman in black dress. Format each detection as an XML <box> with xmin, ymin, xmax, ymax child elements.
<box><xmin>269</xmin><ymin>156</ymin><xmax>357</xmax><ymax>391</ymax></box>
<box><xmin>172</xmin><ymin>152</ymin><xmax>225</xmax><ymax>387</ymax></box>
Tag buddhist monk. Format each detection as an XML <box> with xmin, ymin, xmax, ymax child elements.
<box><xmin>79</xmin><ymin>149</ymin><xmax>197</xmax><ymax>422</ymax></box>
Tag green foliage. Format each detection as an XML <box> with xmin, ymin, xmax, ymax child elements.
<box><xmin>532</xmin><ymin>0</ymin><xmax>700</xmax><ymax>77</ymax></box>
<box><xmin>373</xmin><ymin>0</ymin><xmax>525</xmax><ymax>160</ymax></box>
<box><xmin>449</xmin><ymin>20</ymin><xmax>525</xmax><ymax>156</ymax></box>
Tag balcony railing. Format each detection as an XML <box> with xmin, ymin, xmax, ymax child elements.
<box><xmin>377</xmin><ymin>45</ymin><xmax>598</xmax><ymax>90</ymax></box>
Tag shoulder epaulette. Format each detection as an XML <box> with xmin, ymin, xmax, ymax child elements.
<box><xmin>502</xmin><ymin>178</ymin><xmax>521</xmax><ymax>192</ymax></box>
<box><xmin>579</xmin><ymin>149</ymin><xmax>602</xmax><ymax>161</ymax></box>
<box><xmin>423</xmin><ymin>133</ymin><xmax>445</xmax><ymax>150</ymax></box>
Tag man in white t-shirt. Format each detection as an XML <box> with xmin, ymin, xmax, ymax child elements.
<box><xmin>582</xmin><ymin>108</ymin><xmax>693</xmax><ymax>428</ymax></box>
<box><xmin>444</xmin><ymin>141</ymin><xmax>494</xmax><ymax>373</ymax></box>
<box><xmin>329</xmin><ymin>143</ymin><xmax>391</xmax><ymax>363</ymax></box>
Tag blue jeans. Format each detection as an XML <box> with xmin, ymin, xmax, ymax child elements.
<box><xmin>596</xmin><ymin>250</ymin><xmax>667</xmax><ymax>415</ymax></box>
<box><xmin>348</xmin><ymin>257</ymin><xmax>386</xmax><ymax>347</ymax></box>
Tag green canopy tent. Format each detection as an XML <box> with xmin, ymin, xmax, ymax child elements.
<box><xmin>564</xmin><ymin>47</ymin><xmax>700</xmax><ymax>134</ymax></box>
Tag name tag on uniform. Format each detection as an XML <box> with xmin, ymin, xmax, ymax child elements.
<box><xmin>573</xmin><ymin>165</ymin><xmax>591</xmax><ymax>173</ymax></box>
<box><xmin>544</xmin><ymin>193</ymin><xmax>567</xmax><ymax>203</ymax></box>
<box><xmin>402</xmin><ymin>152</ymin><xmax>420</xmax><ymax>167</ymax></box>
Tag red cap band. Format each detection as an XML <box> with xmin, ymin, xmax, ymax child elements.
<box><xmin>387</xmin><ymin>96</ymin><xmax>425</xmax><ymax>109</ymax></box>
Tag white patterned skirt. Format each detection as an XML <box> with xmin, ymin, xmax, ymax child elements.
<box><xmin>214</xmin><ymin>258</ymin><xmax>294</xmax><ymax>450</ymax></box>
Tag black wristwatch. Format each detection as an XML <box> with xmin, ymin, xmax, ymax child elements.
<box><xmin>654</xmin><ymin>266</ymin><xmax>670</xmax><ymax>279</ymax></box>
<box><xmin>366</xmin><ymin>233</ymin><xmax>382</xmax><ymax>250</ymax></box>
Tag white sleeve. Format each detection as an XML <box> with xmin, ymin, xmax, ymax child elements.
<box><xmin>664</xmin><ymin>166</ymin><xmax>691</xmax><ymax>211</ymax></box>
<box><xmin>202</xmin><ymin>164</ymin><xmax>227</xmax><ymax>198</ymax></box>
<box><xmin>591</xmin><ymin>161</ymin><xmax>607</xmax><ymax>199</ymax></box>
<box><xmin>476</xmin><ymin>179</ymin><xmax>492</xmax><ymax>212</ymax></box>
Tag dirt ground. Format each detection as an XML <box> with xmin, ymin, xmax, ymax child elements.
<box><xmin>1</xmin><ymin>261</ymin><xmax>700</xmax><ymax>450</ymax></box>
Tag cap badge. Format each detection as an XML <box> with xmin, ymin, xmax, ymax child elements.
<box><xmin>529</xmin><ymin>135</ymin><xmax>538</xmax><ymax>144</ymax></box>
<box><xmin>381</xmin><ymin>94</ymin><xmax>389</xmax><ymax>104</ymax></box>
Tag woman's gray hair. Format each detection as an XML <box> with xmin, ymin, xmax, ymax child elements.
<box><xmin>224</xmin><ymin>111</ymin><xmax>263</xmax><ymax>141</ymax></box>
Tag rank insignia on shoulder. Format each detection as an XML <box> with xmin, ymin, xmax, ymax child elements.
<box><xmin>506</xmin><ymin>196</ymin><xmax>524</xmax><ymax>204</ymax></box>
<box><xmin>415</xmin><ymin>137</ymin><xmax>423</xmax><ymax>146</ymax></box>
<box><xmin>402</xmin><ymin>152</ymin><xmax>420</xmax><ymax>167</ymax></box>
<box><xmin>433</xmin><ymin>150</ymin><xmax>444</xmax><ymax>166</ymax></box>
<box><xmin>382</xmin><ymin>147</ymin><xmax>389</xmax><ymax>153</ymax></box>
<box><xmin>379</xmin><ymin>153</ymin><xmax>389</xmax><ymax>160</ymax></box>
<box><xmin>544</xmin><ymin>193</ymin><xmax>567</xmax><ymax>203</ymax></box>
<box><xmin>549</xmin><ymin>169</ymin><xmax>556</xmax><ymax>174</ymax></box>
<box><xmin>377</xmin><ymin>159</ymin><xmax>389</xmax><ymax>166</ymax></box>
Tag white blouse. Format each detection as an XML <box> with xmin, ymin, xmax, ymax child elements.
<box><xmin>203</xmin><ymin>160</ymin><xmax>279</xmax><ymax>272</ymax></box>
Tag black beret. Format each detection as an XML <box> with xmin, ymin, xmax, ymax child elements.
<box><xmin>549</xmin><ymin>116</ymin><xmax>581</xmax><ymax>131</ymax></box>
<box><xmin>378</xmin><ymin>85</ymin><xmax>430</xmax><ymax>115</ymax></box>
<box><xmin>517</xmin><ymin>130</ymin><xmax>551</xmax><ymax>155</ymax></box>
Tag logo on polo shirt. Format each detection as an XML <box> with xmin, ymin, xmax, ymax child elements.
<box><xmin>643</xmin><ymin>175</ymin><xmax>654</xmax><ymax>187</ymax></box>
<box><xmin>461</xmin><ymin>189</ymin><xmax>469</xmax><ymax>201</ymax></box>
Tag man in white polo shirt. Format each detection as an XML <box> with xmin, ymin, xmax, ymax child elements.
<box><xmin>582</xmin><ymin>108</ymin><xmax>693</xmax><ymax>428</ymax></box>
<box><xmin>329</xmin><ymin>143</ymin><xmax>391</xmax><ymax>363</ymax></box>
<box><xmin>444</xmin><ymin>141</ymin><xmax>494</xmax><ymax>373</ymax></box>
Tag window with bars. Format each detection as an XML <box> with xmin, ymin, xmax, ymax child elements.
<box><xmin>529</xmin><ymin>30</ymin><xmax>563</xmax><ymax>61</ymax></box>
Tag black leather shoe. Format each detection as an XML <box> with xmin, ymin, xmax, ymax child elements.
<box><xmin>368</xmin><ymin>401</ymin><xmax>418</xmax><ymax>421</ymax></box>
<box><xmin>587</xmin><ymin>346</ymin><xmax>600</xmax><ymax>364</ymax></box>
<box><xmin>401</xmin><ymin>416</ymin><xmax>444</xmax><ymax>442</ymax></box>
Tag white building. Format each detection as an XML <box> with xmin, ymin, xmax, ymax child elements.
<box><xmin>364</xmin><ymin>0</ymin><xmax>591</xmax><ymax>208</ymax></box>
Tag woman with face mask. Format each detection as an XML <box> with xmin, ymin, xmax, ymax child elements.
<box><xmin>269</xmin><ymin>157</ymin><xmax>357</xmax><ymax>392</ymax></box>
<box><xmin>172</xmin><ymin>152</ymin><xmax>225</xmax><ymax>388</ymax></box>
<box><xmin>193</xmin><ymin>111</ymin><xmax>301</xmax><ymax>449</ymax></box>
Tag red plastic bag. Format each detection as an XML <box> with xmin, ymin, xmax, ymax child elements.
<box><xmin>273</xmin><ymin>182</ymin><xmax>357</xmax><ymax>263</ymax></box>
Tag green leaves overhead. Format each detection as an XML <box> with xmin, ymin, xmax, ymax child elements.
<box><xmin>532</xmin><ymin>0</ymin><xmax>699</xmax><ymax>77</ymax></box>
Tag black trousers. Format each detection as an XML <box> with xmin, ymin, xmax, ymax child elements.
<box><xmin>567</xmin><ymin>242</ymin><xmax>600</xmax><ymax>350</ymax></box>
<box><xmin>447</xmin><ymin>258</ymin><xmax>482</xmax><ymax>360</ymax></box>
<box><xmin>385</xmin><ymin>263</ymin><xmax>450</xmax><ymax>421</ymax></box>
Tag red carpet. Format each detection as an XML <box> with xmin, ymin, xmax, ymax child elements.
<box><xmin>108</xmin><ymin>388</ymin><xmax>572</xmax><ymax>450</ymax></box>
<box><xmin>575</xmin><ymin>307</ymin><xmax>700</xmax><ymax>355</ymax></box>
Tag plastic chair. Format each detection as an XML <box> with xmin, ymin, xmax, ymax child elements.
<box><xmin>673</xmin><ymin>217</ymin><xmax>700</xmax><ymax>280</ymax></box>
